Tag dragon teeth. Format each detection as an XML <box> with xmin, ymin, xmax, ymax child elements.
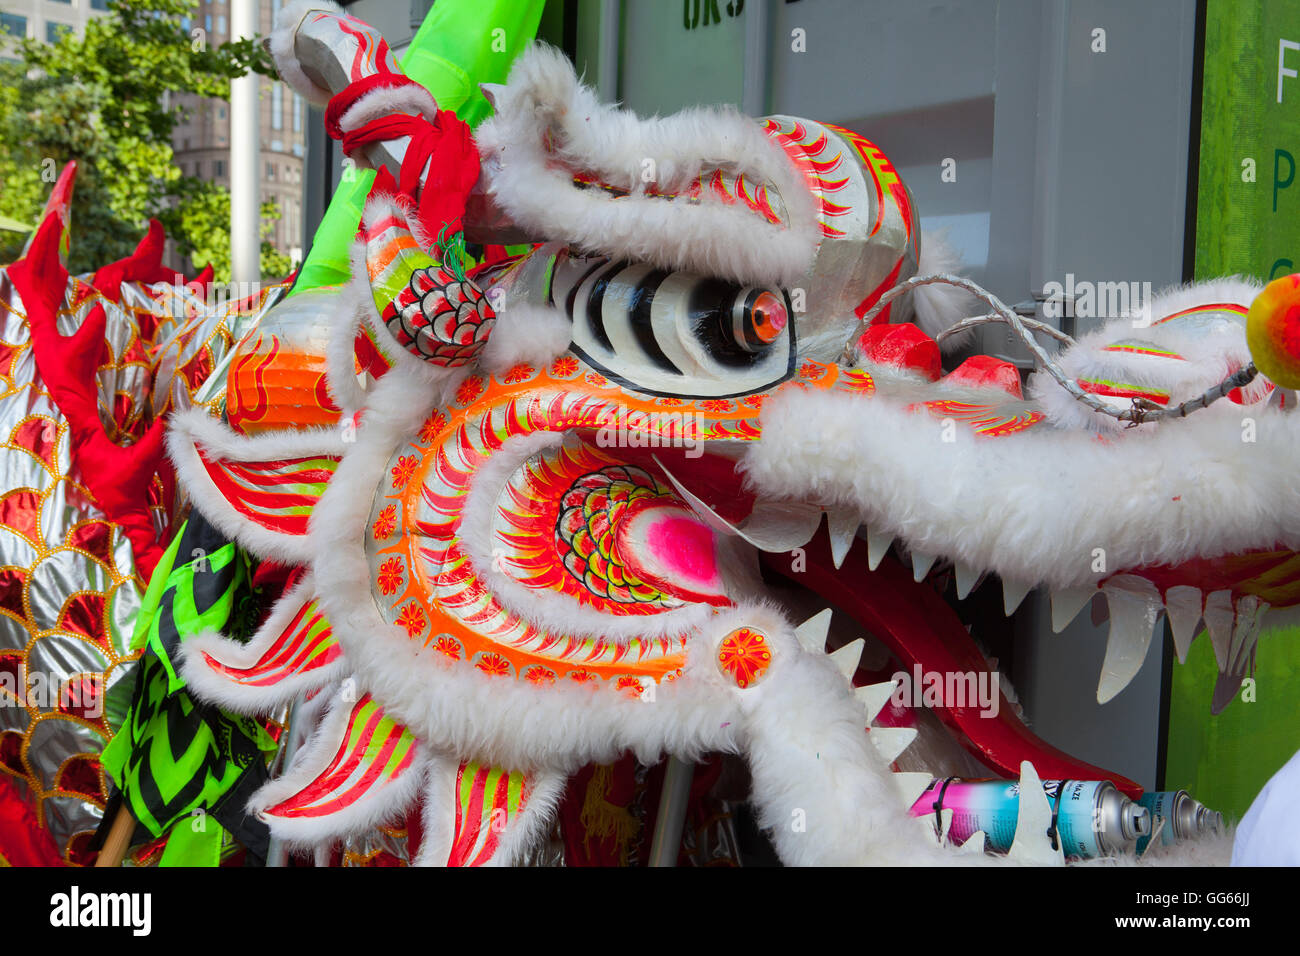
<box><xmin>794</xmin><ymin>608</ymin><xmax>833</xmax><ymax>655</ymax></box>
<box><xmin>1050</xmin><ymin>587</ymin><xmax>1094</xmax><ymax>633</ymax></box>
<box><xmin>826</xmin><ymin>508</ymin><xmax>858</xmax><ymax>570</ymax></box>
<box><xmin>865</xmin><ymin>528</ymin><xmax>894</xmax><ymax>571</ymax></box>
<box><xmin>1008</xmin><ymin>761</ymin><xmax>1065</xmax><ymax>865</ymax></box>
<box><xmin>911</xmin><ymin>551</ymin><xmax>937</xmax><ymax>582</ymax></box>
<box><xmin>1002</xmin><ymin>578</ymin><xmax>1032</xmax><ymax>616</ymax></box>
<box><xmin>827</xmin><ymin>638</ymin><xmax>864</xmax><ymax>681</ymax></box>
<box><xmin>855</xmin><ymin>680</ymin><xmax>898</xmax><ymax>724</ymax></box>
<box><xmin>955</xmin><ymin>830</ymin><xmax>987</xmax><ymax>855</ymax></box>
<box><xmin>653</xmin><ymin>453</ymin><xmax>823</xmax><ymax>552</ymax></box>
<box><xmin>1202</xmin><ymin>589</ymin><xmax>1235</xmax><ymax>671</ymax></box>
<box><xmin>954</xmin><ymin>562</ymin><xmax>982</xmax><ymax>600</ymax></box>
<box><xmin>1164</xmin><ymin>585</ymin><xmax>1204</xmax><ymax>664</ymax></box>
<box><xmin>1096</xmin><ymin>575</ymin><xmax>1162</xmax><ymax>704</ymax></box>
<box><xmin>892</xmin><ymin>770</ymin><xmax>933</xmax><ymax>807</ymax></box>
<box><xmin>869</xmin><ymin>726</ymin><xmax>917</xmax><ymax>764</ymax></box>
<box><xmin>1211</xmin><ymin>595</ymin><xmax>1269</xmax><ymax>714</ymax></box>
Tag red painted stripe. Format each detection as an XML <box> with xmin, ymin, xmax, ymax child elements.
<box><xmin>266</xmin><ymin>698</ymin><xmax>377</xmax><ymax>814</ymax></box>
<box><xmin>245</xmin><ymin>632</ymin><xmax>340</xmax><ymax>686</ymax></box>
<box><xmin>448</xmin><ymin>764</ymin><xmax>490</xmax><ymax>866</ymax></box>
<box><xmin>469</xmin><ymin>775</ymin><xmax>512</xmax><ymax>866</ymax></box>
<box><xmin>854</xmin><ymin>255</ymin><xmax>907</xmax><ymax>322</ymax></box>
<box><xmin>201</xmin><ymin>456</ymin><xmax>312</xmax><ymax>534</ymax></box>
<box><xmin>293</xmin><ymin>724</ymin><xmax>406</xmax><ymax>818</ymax></box>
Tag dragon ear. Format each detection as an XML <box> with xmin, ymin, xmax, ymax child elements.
<box><xmin>351</xmin><ymin>195</ymin><xmax>496</xmax><ymax>376</ymax></box>
<box><xmin>166</xmin><ymin>409</ymin><xmax>345</xmax><ymax>565</ymax></box>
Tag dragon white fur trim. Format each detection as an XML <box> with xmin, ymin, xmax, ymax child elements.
<box><xmin>475</xmin><ymin>45</ymin><xmax>820</xmax><ymax>287</ymax></box>
<box><xmin>743</xmin><ymin>384</ymin><xmax>1300</xmax><ymax>591</ymax></box>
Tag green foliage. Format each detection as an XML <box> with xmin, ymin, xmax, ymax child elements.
<box><xmin>0</xmin><ymin>0</ymin><xmax>289</xmax><ymax>279</ymax></box>
<box><xmin>170</xmin><ymin>186</ymin><xmax>293</xmax><ymax>280</ymax></box>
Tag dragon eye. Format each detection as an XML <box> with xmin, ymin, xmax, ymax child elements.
<box><xmin>732</xmin><ymin>289</ymin><xmax>788</xmax><ymax>351</ymax></box>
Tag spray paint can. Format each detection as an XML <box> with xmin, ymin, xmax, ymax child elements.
<box><xmin>909</xmin><ymin>777</ymin><xmax>1150</xmax><ymax>859</ymax></box>
<box><xmin>1189</xmin><ymin>800</ymin><xmax>1224</xmax><ymax>835</ymax></box>
<box><xmin>1135</xmin><ymin>790</ymin><xmax>1198</xmax><ymax>852</ymax></box>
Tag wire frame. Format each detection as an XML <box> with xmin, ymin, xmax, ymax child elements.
<box><xmin>843</xmin><ymin>273</ymin><xmax>1258</xmax><ymax>426</ymax></box>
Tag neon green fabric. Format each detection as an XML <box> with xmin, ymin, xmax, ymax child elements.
<box><xmin>158</xmin><ymin>816</ymin><xmax>226</xmax><ymax>867</ymax></box>
<box><xmin>291</xmin><ymin>0</ymin><xmax>545</xmax><ymax>295</ymax></box>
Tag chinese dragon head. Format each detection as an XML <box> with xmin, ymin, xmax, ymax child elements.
<box><xmin>156</xmin><ymin>3</ymin><xmax>1300</xmax><ymax>866</ymax></box>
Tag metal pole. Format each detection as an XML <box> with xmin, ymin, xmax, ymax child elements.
<box><xmin>230</xmin><ymin>0</ymin><xmax>261</xmax><ymax>288</ymax></box>
<box><xmin>741</xmin><ymin>0</ymin><xmax>769</xmax><ymax>116</ymax></box>
<box><xmin>597</xmin><ymin>0</ymin><xmax>620</xmax><ymax>104</ymax></box>
<box><xmin>647</xmin><ymin>756</ymin><xmax>694</xmax><ymax>867</ymax></box>
<box><xmin>264</xmin><ymin>698</ymin><xmax>301</xmax><ymax>866</ymax></box>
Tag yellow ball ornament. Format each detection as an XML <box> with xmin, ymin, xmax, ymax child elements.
<box><xmin>1247</xmin><ymin>273</ymin><xmax>1300</xmax><ymax>389</ymax></box>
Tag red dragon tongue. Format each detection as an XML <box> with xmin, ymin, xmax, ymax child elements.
<box><xmin>615</xmin><ymin>499</ymin><xmax>731</xmax><ymax>606</ymax></box>
<box><xmin>763</xmin><ymin>531</ymin><xmax>1143</xmax><ymax>799</ymax></box>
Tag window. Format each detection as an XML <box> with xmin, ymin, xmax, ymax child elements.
<box><xmin>266</xmin><ymin>161</ymin><xmax>275</xmax><ymax>180</ymax></box>
<box><xmin>180</xmin><ymin>17</ymin><xmax>190</xmax><ymax>31</ymax></box>
<box><xmin>49</xmin><ymin>0</ymin><xmax>71</xmax><ymax>4</ymax></box>
<box><xmin>214</xmin><ymin>159</ymin><xmax>225</xmax><ymax>178</ymax></box>
<box><xmin>292</xmin><ymin>142</ymin><xmax>304</xmax><ymax>158</ymax></box>
<box><xmin>217</xmin><ymin>107</ymin><xmax>226</xmax><ymax>120</ymax></box>
<box><xmin>216</xmin><ymin>15</ymin><xmax>225</xmax><ymax>34</ymax></box>
<box><xmin>205</xmin><ymin>14</ymin><xmax>211</xmax><ymax>31</ymax></box>
<box><xmin>91</xmin><ymin>0</ymin><xmax>110</xmax><ymax>9</ymax></box>
<box><xmin>46</xmin><ymin>22</ymin><xmax>70</xmax><ymax>43</ymax></box>
<box><xmin>0</xmin><ymin>13</ymin><xmax>26</xmax><ymax>38</ymax></box>
<box><xmin>271</xmin><ymin>83</ymin><xmax>282</xmax><ymax>131</ymax></box>
<box><xmin>292</xmin><ymin>93</ymin><xmax>302</xmax><ymax>132</ymax></box>
<box><xmin>270</xmin><ymin>139</ymin><xmax>283</xmax><ymax>152</ymax></box>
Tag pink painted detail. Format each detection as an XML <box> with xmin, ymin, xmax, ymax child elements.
<box><xmin>615</xmin><ymin>499</ymin><xmax>729</xmax><ymax>607</ymax></box>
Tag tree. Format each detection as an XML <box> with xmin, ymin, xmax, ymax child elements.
<box><xmin>0</xmin><ymin>0</ymin><xmax>289</xmax><ymax>280</ymax></box>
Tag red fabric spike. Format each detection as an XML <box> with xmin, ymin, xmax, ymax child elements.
<box><xmin>89</xmin><ymin>219</ymin><xmax>177</xmax><ymax>303</ymax></box>
<box><xmin>8</xmin><ymin>211</ymin><xmax>171</xmax><ymax>579</ymax></box>
<box><xmin>942</xmin><ymin>354</ymin><xmax>1024</xmax><ymax>398</ymax></box>
<box><xmin>854</xmin><ymin>323</ymin><xmax>941</xmax><ymax>381</ymax></box>
<box><xmin>192</xmin><ymin>262</ymin><xmax>214</xmax><ymax>298</ymax></box>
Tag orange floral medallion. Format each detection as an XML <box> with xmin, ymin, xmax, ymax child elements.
<box><xmin>717</xmin><ymin>627</ymin><xmax>772</xmax><ymax>688</ymax></box>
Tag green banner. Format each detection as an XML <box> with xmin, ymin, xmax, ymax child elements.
<box><xmin>1167</xmin><ymin>0</ymin><xmax>1300</xmax><ymax>822</ymax></box>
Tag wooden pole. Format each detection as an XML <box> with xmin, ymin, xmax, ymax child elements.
<box><xmin>94</xmin><ymin>804</ymin><xmax>136</xmax><ymax>868</ymax></box>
